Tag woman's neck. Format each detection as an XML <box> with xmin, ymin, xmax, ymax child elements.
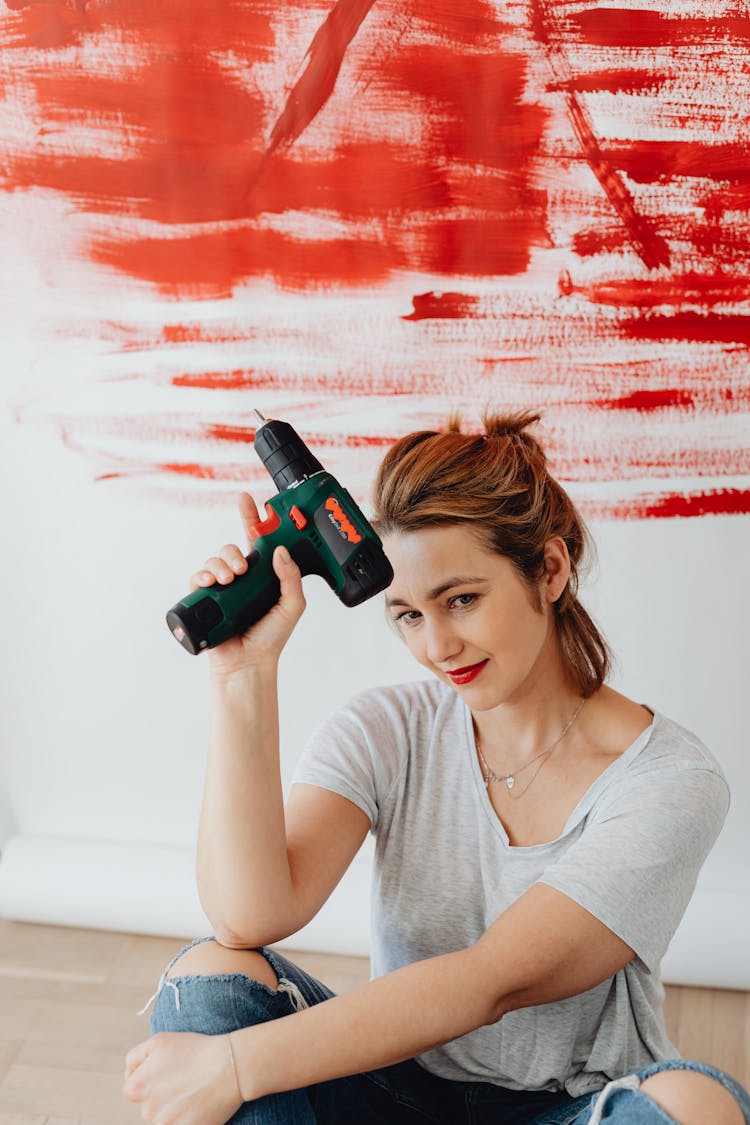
<box><xmin>471</xmin><ymin>650</ymin><xmax>584</xmax><ymax>765</ymax></box>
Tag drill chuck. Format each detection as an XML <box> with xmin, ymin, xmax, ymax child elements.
<box><xmin>253</xmin><ymin>412</ymin><xmax>324</xmax><ymax>491</ymax></box>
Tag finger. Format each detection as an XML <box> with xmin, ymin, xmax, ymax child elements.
<box><xmin>122</xmin><ymin>1069</ymin><xmax>141</xmax><ymax>1102</ymax></box>
<box><xmin>124</xmin><ymin>1037</ymin><xmax>151</xmax><ymax>1078</ymax></box>
<box><xmin>200</xmin><ymin>555</ymin><xmax>237</xmax><ymax>585</ymax></box>
<box><xmin>218</xmin><ymin>543</ymin><xmax>248</xmax><ymax>576</ymax></box>
<box><xmin>189</xmin><ymin>568</ymin><xmax>217</xmax><ymax>592</ymax></box>
<box><xmin>189</xmin><ymin>544</ymin><xmax>247</xmax><ymax>592</ymax></box>
<box><xmin>238</xmin><ymin>491</ymin><xmax>261</xmax><ymax>547</ymax></box>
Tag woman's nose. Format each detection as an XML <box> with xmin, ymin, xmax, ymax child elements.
<box><xmin>424</xmin><ymin>620</ymin><xmax>462</xmax><ymax>666</ymax></box>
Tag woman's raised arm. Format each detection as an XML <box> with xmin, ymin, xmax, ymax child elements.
<box><xmin>194</xmin><ymin>493</ymin><xmax>369</xmax><ymax>947</ymax></box>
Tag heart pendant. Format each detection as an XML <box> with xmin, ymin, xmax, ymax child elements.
<box><xmin>506</xmin><ymin>776</ymin><xmax>515</xmax><ymax>790</ymax></box>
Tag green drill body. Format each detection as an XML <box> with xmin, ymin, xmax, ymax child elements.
<box><xmin>166</xmin><ymin>419</ymin><xmax>393</xmax><ymax>655</ymax></box>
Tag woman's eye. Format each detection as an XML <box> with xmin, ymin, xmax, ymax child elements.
<box><xmin>451</xmin><ymin>594</ymin><xmax>476</xmax><ymax>609</ymax></box>
<box><xmin>395</xmin><ymin>610</ymin><xmax>421</xmax><ymax>625</ymax></box>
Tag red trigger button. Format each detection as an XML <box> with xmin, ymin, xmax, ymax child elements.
<box><xmin>251</xmin><ymin>504</ymin><xmax>281</xmax><ymax>539</ymax></box>
<box><xmin>289</xmin><ymin>505</ymin><xmax>307</xmax><ymax>530</ymax></box>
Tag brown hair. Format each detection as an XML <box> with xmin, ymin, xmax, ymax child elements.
<box><xmin>373</xmin><ymin>410</ymin><xmax>610</xmax><ymax>697</ymax></box>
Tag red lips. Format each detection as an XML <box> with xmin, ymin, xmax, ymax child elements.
<box><xmin>445</xmin><ymin>659</ymin><xmax>489</xmax><ymax>685</ymax></box>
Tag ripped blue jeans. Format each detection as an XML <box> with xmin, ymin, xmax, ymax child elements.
<box><xmin>145</xmin><ymin>939</ymin><xmax>750</xmax><ymax>1124</ymax></box>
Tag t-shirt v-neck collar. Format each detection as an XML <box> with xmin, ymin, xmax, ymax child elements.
<box><xmin>463</xmin><ymin>703</ymin><xmax>658</xmax><ymax>850</ymax></box>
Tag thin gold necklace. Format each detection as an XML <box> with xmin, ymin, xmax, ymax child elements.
<box><xmin>476</xmin><ymin>698</ymin><xmax>585</xmax><ymax>794</ymax></box>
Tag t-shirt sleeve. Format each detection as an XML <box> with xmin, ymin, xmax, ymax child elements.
<box><xmin>291</xmin><ymin>687</ymin><xmax>410</xmax><ymax>830</ymax></box>
<box><xmin>538</xmin><ymin>762</ymin><xmax>730</xmax><ymax>972</ymax></box>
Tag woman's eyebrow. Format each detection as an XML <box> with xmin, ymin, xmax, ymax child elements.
<box><xmin>385</xmin><ymin>577</ymin><xmax>488</xmax><ymax>608</ymax></box>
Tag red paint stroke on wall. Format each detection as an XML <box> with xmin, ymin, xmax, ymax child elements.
<box><xmin>549</xmin><ymin>69</ymin><xmax>668</xmax><ymax>96</ymax></box>
<box><xmin>32</xmin><ymin>62</ymin><xmax>264</xmax><ymax>153</ymax></box>
<box><xmin>265</xmin><ymin>0</ymin><xmax>377</xmax><ymax>155</ymax></box>
<box><xmin>172</xmin><ymin>369</ymin><xmax>449</xmax><ymax>397</ymax></box>
<box><xmin>204</xmin><ymin>422</ymin><xmax>392</xmax><ymax>450</ymax></box>
<box><xmin>13</xmin><ymin>138</ymin><xmax>456</xmax><ymax>228</ymax></box>
<box><xmin>585</xmin><ymin>490</ymin><xmax>750</xmax><ymax>521</ymax></box>
<box><xmin>701</xmin><ymin>184</ymin><xmax>750</xmax><ymax>214</ymax></box>
<box><xmin>609</xmin><ymin>142</ymin><xmax>750</xmax><ymax>186</ymax></box>
<box><xmin>571</xmin><ymin>225</ymin><xmax>629</xmax><ymax>259</ymax></box>
<box><xmin>559</xmin><ymin>270</ymin><xmax>750</xmax><ymax>310</ymax></box>
<box><xmin>161</xmin><ymin>324</ymin><xmax>258</xmax><ymax>346</ymax></box>
<box><xmin>2</xmin><ymin>0</ymin><xmax>278</xmax><ymax>54</ymax></box>
<box><xmin>571</xmin><ymin>8</ymin><xmax>750</xmax><ymax>50</ymax></box>
<box><xmin>56</xmin><ymin>412</ymin><xmax>397</xmax><ymax>453</ymax></box>
<box><xmin>599</xmin><ymin>389</ymin><xmax>696</xmax><ymax>412</ymax></box>
<box><xmin>124</xmin><ymin>349</ymin><xmax>750</xmax><ymax>414</ymax></box>
<box><xmin>93</xmin><ymin>228</ymin><xmax>398</xmax><ymax>299</ymax></box>
<box><xmin>622</xmin><ymin>313</ymin><xmax>750</xmax><ymax>346</ymax></box>
<box><xmin>92</xmin><ymin>201</ymin><xmax>546</xmax><ymax>297</ymax></box>
<box><xmin>531</xmin><ymin>0</ymin><xmax>670</xmax><ymax>270</ymax></box>
<box><xmin>2</xmin><ymin>2</ymin><xmax>86</xmax><ymax>49</ymax></box>
<box><xmin>593</xmin><ymin>380</ymin><xmax>746</xmax><ymax>414</ymax></box>
<box><xmin>402</xmin><ymin>292</ymin><xmax>482</xmax><ymax>321</ymax></box>
<box><xmin>571</xmin><ymin>216</ymin><xmax>750</xmax><ymax>271</ymax></box>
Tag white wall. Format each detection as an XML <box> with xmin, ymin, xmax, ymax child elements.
<box><xmin>1</xmin><ymin>390</ymin><xmax>749</xmax><ymax>987</ymax></box>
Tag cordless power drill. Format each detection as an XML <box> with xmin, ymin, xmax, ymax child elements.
<box><xmin>166</xmin><ymin>412</ymin><xmax>394</xmax><ymax>654</ymax></box>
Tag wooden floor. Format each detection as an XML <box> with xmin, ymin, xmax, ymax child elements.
<box><xmin>0</xmin><ymin>919</ymin><xmax>747</xmax><ymax>1124</ymax></box>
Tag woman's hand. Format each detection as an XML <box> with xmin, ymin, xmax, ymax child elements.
<box><xmin>191</xmin><ymin>491</ymin><xmax>306</xmax><ymax>678</ymax></box>
<box><xmin>123</xmin><ymin>1031</ymin><xmax>243</xmax><ymax>1124</ymax></box>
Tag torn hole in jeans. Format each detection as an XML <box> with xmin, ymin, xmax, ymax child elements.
<box><xmin>137</xmin><ymin>967</ymin><xmax>310</xmax><ymax>1017</ymax></box>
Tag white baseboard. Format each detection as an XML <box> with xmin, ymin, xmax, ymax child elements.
<box><xmin>1</xmin><ymin>835</ymin><xmax>746</xmax><ymax>988</ymax></box>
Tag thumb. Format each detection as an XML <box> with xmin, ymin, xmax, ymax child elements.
<box><xmin>238</xmin><ymin>491</ymin><xmax>261</xmax><ymax>548</ymax></box>
<box><xmin>272</xmin><ymin>546</ymin><xmax>306</xmax><ymax>618</ymax></box>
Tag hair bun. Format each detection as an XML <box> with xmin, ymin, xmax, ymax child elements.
<box><xmin>482</xmin><ymin>409</ymin><xmax>542</xmax><ymax>440</ymax></box>
<box><xmin>443</xmin><ymin>409</ymin><xmax>542</xmax><ymax>438</ymax></box>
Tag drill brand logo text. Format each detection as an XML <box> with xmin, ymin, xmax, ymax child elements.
<box><xmin>325</xmin><ymin>497</ymin><xmax>362</xmax><ymax>543</ymax></box>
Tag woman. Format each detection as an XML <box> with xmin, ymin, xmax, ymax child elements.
<box><xmin>124</xmin><ymin>412</ymin><xmax>750</xmax><ymax>1125</ymax></box>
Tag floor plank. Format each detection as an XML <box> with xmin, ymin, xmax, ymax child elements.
<box><xmin>0</xmin><ymin>1114</ymin><xmax>48</xmax><ymax>1124</ymax></box>
<box><xmin>0</xmin><ymin>919</ymin><xmax>747</xmax><ymax>1120</ymax></box>
<box><xmin>663</xmin><ymin>983</ymin><xmax>749</xmax><ymax>1087</ymax></box>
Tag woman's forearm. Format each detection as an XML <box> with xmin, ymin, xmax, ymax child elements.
<box><xmin>196</xmin><ymin>667</ymin><xmax>298</xmax><ymax>944</ymax></box>
<box><xmin>231</xmin><ymin>946</ymin><xmax>499</xmax><ymax>1101</ymax></box>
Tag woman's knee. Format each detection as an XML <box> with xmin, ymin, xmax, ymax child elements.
<box><xmin>149</xmin><ymin>940</ymin><xmax>285</xmax><ymax>1036</ymax></box>
<box><xmin>640</xmin><ymin>1069</ymin><xmax>746</xmax><ymax>1125</ymax></box>
<box><xmin>165</xmin><ymin>939</ymin><xmax>278</xmax><ymax>990</ymax></box>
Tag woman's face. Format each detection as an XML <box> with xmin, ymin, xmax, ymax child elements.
<box><xmin>382</xmin><ymin>525</ymin><xmax>569</xmax><ymax>710</ymax></box>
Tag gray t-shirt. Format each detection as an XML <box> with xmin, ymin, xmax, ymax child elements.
<box><xmin>293</xmin><ymin>679</ymin><xmax>729</xmax><ymax>1097</ymax></box>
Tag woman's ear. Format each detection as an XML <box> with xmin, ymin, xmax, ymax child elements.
<box><xmin>543</xmin><ymin>537</ymin><xmax>571</xmax><ymax>604</ymax></box>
